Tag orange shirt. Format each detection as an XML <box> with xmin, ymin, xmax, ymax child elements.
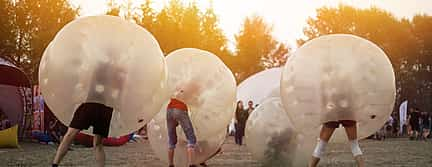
<box><xmin>167</xmin><ymin>98</ymin><xmax>188</xmax><ymax>111</ymax></box>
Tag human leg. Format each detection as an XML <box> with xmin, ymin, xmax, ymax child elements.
<box><xmin>167</xmin><ymin>109</ymin><xmax>178</xmax><ymax>166</ymax></box>
<box><xmin>234</xmin><ymin>123</ymin><xmax>240</xmax><ymax>144</ymax></box>
<box><xmin>93</xmin><ymin>135</ymin><xmax>105</xmax><ymax>167</ymax></box>
<box><xmin>309</xmin><ymin>122</ymin><xmax>337</xmax><ymax>167</ymax></box>
<box><xmin>91</xmin><ymin>103</ymin><xmax>113</xmax><ymax>167</ymax></box>
<box><xmin>239</xmin><ymin>125</ymin><xmax>245</xmax><ymax>145</ymax></box>
<box><xmin>342</xmin><ymin>121</ymin><xmax>364</xmax><ymax>167</ymax></box>
<box><xmin>176</xmin><ymin>109</ymin><xmax>197</xmax><ymax>166</ymax></box>
<box><xmin>52</xmin><ymin>128</ymin><xmax>80</xmax><ymax>165</ymax></box>
<box><xmin>53</xmin><ymin>104</ymin><xmax>93</xmax><ymax>166</ymax></box>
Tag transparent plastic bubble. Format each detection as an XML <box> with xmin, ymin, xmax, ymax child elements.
<box><xmin>280</xmin><ymin>34</ymin><xmax>396</xmax><ymax>141</ymax></box>
<box><xmin>237</xmin><ymin>68</ymin><xmax>282</xmax><ymax>104</ymax></box>
<box><xmin>245</xmin><ymin>97</ymin><xmax>314</xmax><ymax>167</ymax></box>
<box><xmin>165</xmin><ymin>48</ymin><xmax>236</xmax><ymax>140</ymax></box>
<box><xmin>39</xmin><ymin>15</ymin><xmax>168</xmax><ymax>137</ymax></box>
<box><xmin>148</xmin><ymin>110</ymin><xmax>226</xmax><ymax>166</ymax></box>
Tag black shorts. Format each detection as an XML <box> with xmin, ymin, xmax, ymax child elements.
<box><xmin>70</xmin><ymin>102</ymin><xmax>113</xmax><ymax>137</ymax></box>
<box><xmin>324</xmin><ymin>120</ymin><xmax>356</xmax><ymax>128</ymax></box>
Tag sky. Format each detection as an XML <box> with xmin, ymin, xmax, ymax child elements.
<box><xmin>69</xmin><ymin>0</ymin><xmax>432</xmax><ymax>48</ymax></box>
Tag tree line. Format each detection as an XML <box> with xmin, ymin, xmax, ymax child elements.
<box><xmin>1</xmin><ymin>1</ymin><xmax>430</xmax><ymax>112</ymax></box>
<box><xmin>299</xmin><ymin>5</ymin><xmax>432</xmax><ymax>113</ymax></box>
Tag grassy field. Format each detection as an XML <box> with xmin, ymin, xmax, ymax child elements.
<box><xmin>1</xmin><ymin>137</ymin><xmax>432</xmax><ymax>167</ymax></box>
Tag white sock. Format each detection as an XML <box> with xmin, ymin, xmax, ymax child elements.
<box><xmin>350</xmin><ymin>139</ymin><xmax>363</xmax><ymax>157</ymax></box>
<box><xmin>312</xmin><ymin>139</ymin><xmax>328</xmax><ymax>158</ymax></box>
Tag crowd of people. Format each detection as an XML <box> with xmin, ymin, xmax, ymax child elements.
<box><xmin>406</xmin><ymin>108</ymin><xmax>431</xmax><ymax>140</ymax></box>
<box><xmin>376</xmin><ymin>107</ymin><xmax>431</xmax><ymax>141</ymax></box>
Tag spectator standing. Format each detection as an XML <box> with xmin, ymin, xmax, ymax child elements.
<box><xmin>246</xmin><ymin>100</ymin><xmax>255</xmax><ymax>114</ymax></box>
<box><xmin>421</xmin><ymin>111</ymin><xmax>430</xmax><ymax>140</ymax></box>
<box><xmin>235</xmin><ymin>101</ymin><xmax>248</xmax><ymax>145</ymax></box>
<box><xmin>408</xmin><ymin>108</ymin><xmax>421</xmax><ymax>140</ymax></box>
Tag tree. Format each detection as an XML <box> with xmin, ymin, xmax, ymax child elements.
<box><xmin>106</xmin><ymin>0</ymin><xmax>120</xmax><ymax>16</ymax></box>
<box><xmin>411</xmin><ymin>15</ymin><xmax>432</xmax><ymax>112</ymax></box>
<box><xmin>299</xmin><ymin>5</ymin><xmax>430</xmax><ymax>112</ymax></box>
<box><xmin>0</xmin><ymin>0</ymin><xmax>15</xmax><ymax>63</ymax></box>
<box><xmin>150</xmin><ymin>0</ymin><xmax>202</xmax><ymax>54</ymax></box>
<box><xmin>234</xmin><ymin>15</ymin><xmax>287</xmax><ymax>82</ymax></box>
<box><xmin>134</xmin><ymin>0</ymin><xmax>233</xmax><ymax>64</ymax></box>
<box><xmin>27</xmin><ymin>0</ymin><xmax>77</xmax><ymax>81</ymax></box>
<box><xmin>200</xmin><ymin>6</ymin><xmax>232</xmax><ymax>68</ymax></box>
<box><xmin>135</xmin><ymin>0</ymin><xmax>155</xmax><ymax>31</ymax></box>
<box><xmin>1</xmin><ymin>0</ymin><xmax>77</xmax><ymax>82</ymax></box>
<box><xmin>261</xmin><ymin>43</ymin><xmax>290</xmax><ymax>69</ymax></box>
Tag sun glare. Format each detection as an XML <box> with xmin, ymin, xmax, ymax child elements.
<box><xmin>70</xmin><ymin>0</ymin><xmax>432</xmax><ymax>47</ymax></box>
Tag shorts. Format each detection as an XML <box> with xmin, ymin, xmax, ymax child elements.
<box><xmin>166</xmin><ymin>108</ymin><xmax>197</xmax><ymax>149</ymax></box>
<box><xmin>69</xmin><ymin>102</ymin><xmax>113</xmax><ymax>138</ymax></box>
<box><xmin>324</xmin><ymin>120</ymin><xmax>356</xmax><ymax>128</ymax></box>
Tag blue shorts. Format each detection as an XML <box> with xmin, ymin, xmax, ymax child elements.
<box><xmin>166</xmin><ymin>108</ymin><xmax>197</xmax><ymax>149</ymax></box>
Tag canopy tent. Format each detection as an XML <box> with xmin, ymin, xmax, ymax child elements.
<box><xmin>0</xmin><ymin>58</ymin><xmax>32</xmax><ymax>147</ymax></box>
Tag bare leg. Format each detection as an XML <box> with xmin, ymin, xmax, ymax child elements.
<box><xmin>93</xmin><ymin>135</ymin><xmax>105</xmax><ymax>167</ymax></box>
<box><xmin>344</xmin><ymin>126</ymin><xmax>364</xmax><ymax>167</ymax></box>
<box><xmin>187</xmin><ymin>147</ymin><xmax>195</xmax><ymax>166</ymax></box>
<box><xmin>52</xmin><ymin>128</ymin><xmax>80</xmax><ymax>165</ymax></box>
<box><xmin>168</xmin><ymin>148</ymin><xmax>175</xmax><ymax>166</ymax></box>
<box><xmin>320</xmin><ymin>126</ymin><xmax>336</xmax><ymax>142</ymax></box>
<box><xmin>309</xmin><ymin>126</ymin><xmax>336</xmax><ymax>167</ymax></box>
<box><xmin>344</xmin><ymin>125</ymin><xmax>357</xmax><ymax>140</ymax></box>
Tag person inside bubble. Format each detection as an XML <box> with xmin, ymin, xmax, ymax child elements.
<box><xmin>52</xmin><ymin>60</ymin><xmax>125</xmax><ymax>167</ymax></box>
<box><xmin>167</xmin><ymin>85</ymin><xmax>198</xmax><ymax>167</ymax></box>
<box><xmin>309</xmin><ymin>71</ymin><xmax>365</xmax><ymax>167</ymax></box>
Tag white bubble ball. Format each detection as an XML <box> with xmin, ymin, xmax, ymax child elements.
<box><xmin>165</xmin><ymin>48</ymin><xmax>236</xmax><ymax>139</ymax></box>
<box><xmin>237</xmin><ymin>67</ymin><xmax>282</xmax><ymax>104</ymax></box>
<box><xmin>280</xmin><ymin>34</ymin><xmax>396</xmax><ymax>141</ymax></box>
<box><xmin>39</xmin><ymin>15</ymin><xmax>168</xmax><ymax>137</ymax></box>
<box><xmin>148</xmin><ymin>110</ymin><xmax>226</xmax><ymax>166</ymax></box>
<box><xmin>245</xmin><ymin>97</ymin><xmax>315</xmax><ymax>167</ymax></box>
